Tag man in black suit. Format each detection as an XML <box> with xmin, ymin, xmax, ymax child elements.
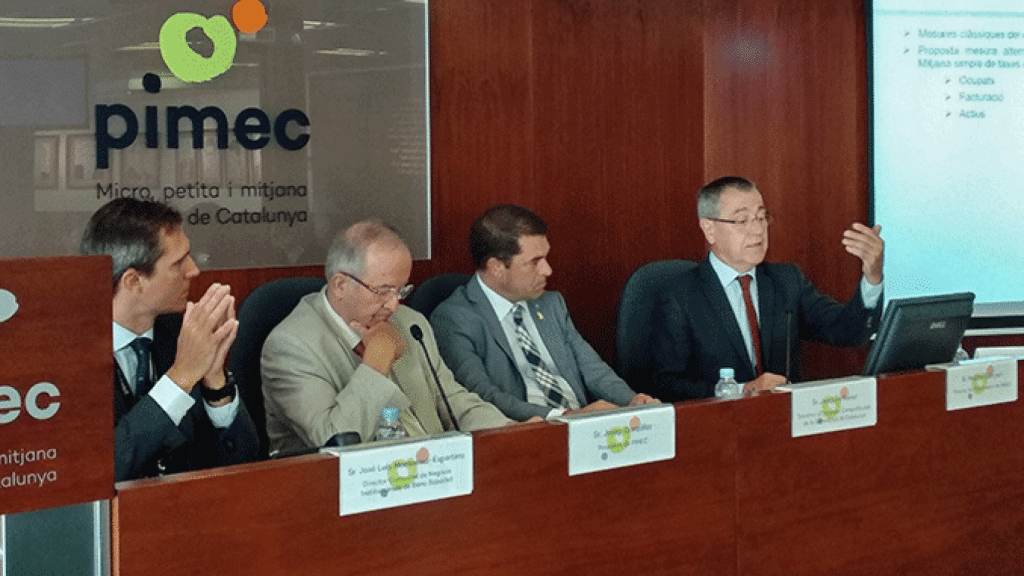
<box><xmin>81</xmin><ymin>198</ymin><xmax>258</xmax><ymax>481</ymax></box>
<box><xmin>645</xmin><ymin>176</ymin><xmax>885</xmax><ymax>401</ymax></box>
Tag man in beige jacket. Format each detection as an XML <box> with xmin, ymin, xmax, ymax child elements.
<box><xmin>261</xmin><ymin>220</ymin><xmax>510</xmax><ymax>454</ymax></box>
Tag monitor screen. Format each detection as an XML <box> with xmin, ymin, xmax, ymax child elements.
<box><xmin>862</xmin><ymin>292</ymin><xmax>976</xmax><ymax>376</ymax></box>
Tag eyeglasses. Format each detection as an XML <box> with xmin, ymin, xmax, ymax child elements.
<box><xmin>339</xmin><ymin>272</ymin><xmax>414</xmax><ymax>301</ymax></box>
<box><xmin>708</xmin><ymin>212</ymin><xmax>774</xmax><ymax>228</ymax></box>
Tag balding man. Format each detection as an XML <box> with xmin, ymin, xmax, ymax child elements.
<box><xmin>261</xmin><ymin>220</ymin><xmax>510</xmax><ymax>454</ymax></box>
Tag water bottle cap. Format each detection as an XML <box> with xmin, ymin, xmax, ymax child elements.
<box><xmin>719</xmin><ymin>368</ymin><xmax>735</xmax><ymax>379</ymax></box>
<box><xmin>381</xmin><ymin>406</ymin><xmax>400</xmax><ymax>421</ymax></box>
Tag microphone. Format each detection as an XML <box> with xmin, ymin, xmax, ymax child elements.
<box><xmin>784</xmin><ymin>308</ymin><xmax>794</xmax><ymax>384</ymax></box>
<box><xmin>410</xmin><ymin>324</ymin><xmax>460</xmax><ymax>431</ymax></box>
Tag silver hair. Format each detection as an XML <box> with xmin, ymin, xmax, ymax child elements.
<box><xmin>324</xmin><ymin>220</ymin><xmax>404</xmax><ymax>280</ymax></box>
<box><xmin>697</xmin><ymin>176</ymin><xmax>756</xmax><ymax>219</ymax></box>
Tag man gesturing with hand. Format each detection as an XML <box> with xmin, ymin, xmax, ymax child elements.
<box><xmin>644</xmin><ymin>176</ymin><xmax>884</xmax><ymax>401</ymax></box>
<box><xmin>81</xmin><ymin>198</ymin><xmax>258</xmax><ymax>481</ymax></box>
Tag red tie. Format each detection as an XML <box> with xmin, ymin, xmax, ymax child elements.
<box><xmin>737</xmin><ymin>275</ymin><xmax>763</xmax><ymax>376</ymax></box>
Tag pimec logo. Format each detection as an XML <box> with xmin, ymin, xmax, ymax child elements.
<box><xmin>159</xmin><ymin>0</ymin><xmax>268</xmax><ymax>83</ymax></box>
<box><xmin>94</xmin><ymin>0</ymin><xmax>309</xmax><ymax>170</ymax></box>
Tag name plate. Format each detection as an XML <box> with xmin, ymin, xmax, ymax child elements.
<box><xmin>326</xmin><ymin>432</ymin><xmax>473</xmax><ymax>516</ymax></box>
<box><xmin>790</xmin><ymin>376</ymin><xmax>877</xmax><ymax>438</ymax></box>
<box><xmin>944</xmin><ymin>358</ymin><xmax>1018</xmax><ymax>411</ymax></box>
<box><xmin>558</xmin><ymin>404</ymin><xmax>675</xmax><ymax>476</ymax></box>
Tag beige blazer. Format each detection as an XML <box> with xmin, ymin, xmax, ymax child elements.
<box><xmin>261</xmin><ymin>287</ymin><xmax>510</xmax><ymax>454</ymax></box>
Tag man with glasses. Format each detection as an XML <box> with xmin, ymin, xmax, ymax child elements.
<box><xmin>430</xmin><ymin>205</ymin><xmax>658</xmax><ymax>422</ymax></box>
<box><xmin>261</xmin><ymin>220</ymin><xmax>510</xmax><ymax>453</ymax></box>
<box><xmin>643</xmin><ymin>176</ymin><xmax>884</xmax><ymax>401</ymax></box>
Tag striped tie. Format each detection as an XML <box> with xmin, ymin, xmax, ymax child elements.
<box><xmin>512</xmin><ymin>305</ymin><xmax>573</xmax><ymax>410</ymax></box>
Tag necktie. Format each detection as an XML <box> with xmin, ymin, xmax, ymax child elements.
<box><xmin>512</xmin><ymin>305</ymin><xmax>573</xmax><ymax>410</ymax></box>
<box><xmin>128</xmin><ymin>337</ymin><xmax>153</xmax><ymax>398</ymax></box>
<box><xmin>737</xmin><ymin>275</ymin><xmax>763</xmax><ymax>376</ymax></box>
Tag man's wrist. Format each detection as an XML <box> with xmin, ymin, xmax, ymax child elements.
<box><xmin>362</xmin><ymin>342</ymin><xmax>397</xmax><ymax>375</ymax></box>
<box><xmin>200</xmin><ymin>370</ymin><xmax>236</xmax><ymax>404</ymax></box>
<box><xmin>163</xmin><ymin>365</ymin><xmax>202</xmax><ymax>394</ymax></box>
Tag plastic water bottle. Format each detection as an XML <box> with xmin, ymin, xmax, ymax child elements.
<box><xmin>953</xmin><ymin>343</ymin><xmax>971</xmax><ymax>364</ymax></box>
<box><xmin>714</xmin><ymin>368</ymin><xmax>742</xmax><ymax>399</ymax></box>
<box><xmin>374</xmin><ymin>407</ymin><xmax>407</xmax><ymax>441</ymax></box>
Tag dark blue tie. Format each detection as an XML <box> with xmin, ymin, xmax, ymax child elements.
<box><xmin>128</xmin><ymin>337</ymin><xmax>153</xmax><ymax>399</ymax></box>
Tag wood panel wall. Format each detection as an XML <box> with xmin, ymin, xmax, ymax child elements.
<box><xmin>702</xmin><ymin>0</ymin><xmax>870</xmax><ymax>376</ymax></box>
<box><xmin>195</xmin><ymin>0</ymin><xmax>883</xmax><ymax>381</ymax></box>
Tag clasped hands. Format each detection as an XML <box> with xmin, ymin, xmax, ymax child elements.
<box><xmin>165</xmin><ymin>283</ymin><xmax>238</xmax><ymax>400</ymax></box>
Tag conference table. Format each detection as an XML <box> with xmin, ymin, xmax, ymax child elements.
<box><xmin>112</xmin><ymin>362</ymin><xmax>1024</xmax><ymax>575</ymax></box>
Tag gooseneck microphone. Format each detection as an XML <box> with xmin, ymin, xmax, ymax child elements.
<box><xmin>410</xmin><ymin>324</ymin><xmax>460</xmax><ymax>431</ymax></box>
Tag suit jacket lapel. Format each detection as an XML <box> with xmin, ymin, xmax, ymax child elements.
<box><xmin>698</xmin><ymin>259</ymin><xmax>756</xmax><ymax>375</ymax></box>
<box><xmin>465</xmin><ymin>277</ymin><xmax>517</xmax><ymax>365</ymax></box>
<box><xmin>529</xmin><ymin>297</ymin><xmax>587</xmax><ymax>404</ymax></box>
<box><xmin>528</xmin><ymin>299</ymin><xmax>569</xmax><ymax>374</ymax></box>
<box><xmin>113</xmin><ymin>367</ymin><xmax>132</xmax><ymax>422</ymax></box>
<box><xmin>309</xmin><ymin>288</ymin><xmax>361</xmax><ymax>373</ymax></box>
<box><xmin>756</xmin><ymin>264</ymin><xmax>779</xmax><ymax>371</ymax></box>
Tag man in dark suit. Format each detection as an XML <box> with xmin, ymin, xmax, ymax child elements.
<box><xmin>431</xmin><ymin>205</ymin><xmax>657</xmax><ymax>421</ymax></box>
<box><xmin>644</xmin><ymin>176</ymin><xmax>885</xmax><ymax>401</ymax></box>
<box><xmin>81</xmin><ymin>198</ymin><xmax>258</xmax><ymax>481</ymax></box>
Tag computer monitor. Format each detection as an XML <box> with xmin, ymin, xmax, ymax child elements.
<box><xmin>862</xmin><ymin>292</ymin><xmax>976</xmax><ymax>376</ymax></box>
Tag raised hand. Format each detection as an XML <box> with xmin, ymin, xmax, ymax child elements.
<box><xmin>165</xmin><ymin>283</ymin><xmax>236</xmax><ymax>392</ymax></box>
<box><xmin>842</xmin><ymin>223</ymin><xmax>884</xmax><ymax>285</ymax></box>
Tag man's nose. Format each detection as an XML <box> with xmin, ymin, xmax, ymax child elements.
<box><xmin>184</xmin><ymin>256</ymin><xmax>200</xmax><ymax>278</ymax></box>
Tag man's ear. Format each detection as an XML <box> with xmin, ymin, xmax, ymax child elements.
<box><xmin>117</xmin><ymin>268</ymin><xmax>143</xmax><ymax>295</ymax></box>
<box><xmin>699</xmin><ymin>218</ymin><xmax>716</xmax><ymax>246</ymax></box>
<box><xmin>328</xmin><ymin>272</ymin><xmax>347</xmax><ymax>294</ymax></box>
<box><xmin>483</xmin><ymin>256</ymin><xmax>506</xmax><ymax>276</ymax></box>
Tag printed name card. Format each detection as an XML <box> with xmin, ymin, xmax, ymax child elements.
<box><xmin>558</xmin><ymin>404</ymin><xmax>675</xmax><ymax>476</ymax></box>
<box><xmin>326</xmin><ymin>432</ymin><xmax>473</xmax><ymax>516</ymax></box>
<box><xmin>789</xmin><ymin>376</ymin><xmax>877</xmax><ymax>438</ymax></box>
<box><xmin>943</xmin><ymin>357</ymin><xmax>1018</xmax><ymax>411</ymax></box>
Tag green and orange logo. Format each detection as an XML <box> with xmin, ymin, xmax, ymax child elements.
<box><xmin>971</xmin><ymin>365</ymin><xmax>995</xmax><ymax>394</ymax></box>
<box><xmin>159</xmin><ymin>0</ymin><xmax>268</xmax><ymax>83</ymax></box>
<box><xmin>821</xmin><ymin>386</ymin><xmax>849</xmax><ymax>421</ymax></box>
<box><xmin>386</xmin><ymin>447</ymin><xmax>429</xmax><ymax>490</ymax></box>
<box><xmin>387</xmin><ymin>459</ymin><xmax>417</xmax><ymax>489</ymax></box>
<box><xmin>606</xmin><ymin>416</ymin><xmax>642</xmax><ymax>453</ymax></box>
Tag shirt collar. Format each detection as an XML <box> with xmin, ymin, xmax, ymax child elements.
<box><xmin>708</xmin><ymin>250</ymin><xmax>757</xmax><ymax>289</ymax></box>
<box><xmin>476</xmin><ymin>273</ymin><xmax>518</xmax><ymax>321</ymax></box>
<box><xmin>113</xmin><ymin>322</ymin><xmax>154</xmax><ymax>353</ymax></box>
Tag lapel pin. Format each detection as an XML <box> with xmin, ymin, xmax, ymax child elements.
<box><xmin>536</xmin><ymin>310</ymin><xmax>544</xmax><ymax>320</ymax></box>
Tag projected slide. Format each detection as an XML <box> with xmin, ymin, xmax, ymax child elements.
<box><xmin>872</xmin><ymin>1</ymin><xmax>1024</xmax><ymax>315</ymax></box>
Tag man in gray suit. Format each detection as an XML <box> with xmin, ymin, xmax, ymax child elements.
<box><xmin>431</xmin><ymin>205</ymin><xmax>657</xmax><ymax>421</ymax></box>
<box><xmin>261</xmin><ymin>220</ymin><xmax>511</xmax><ymax>454</ymax></box>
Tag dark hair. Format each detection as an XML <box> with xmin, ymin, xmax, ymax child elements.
<box><xmin>697</xmin><ymin>176</ymin><xmax>756</xmax><ymax>219</ymax></box>
<box><xmin>469</xmin><ymin>205</ymin><xmax>548</xmax><ymax>269</ymax></box>
<box><xmin>79</xmin><ymin>198</ymin><xmax>183</xmax><ymax>288</ymax></box>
